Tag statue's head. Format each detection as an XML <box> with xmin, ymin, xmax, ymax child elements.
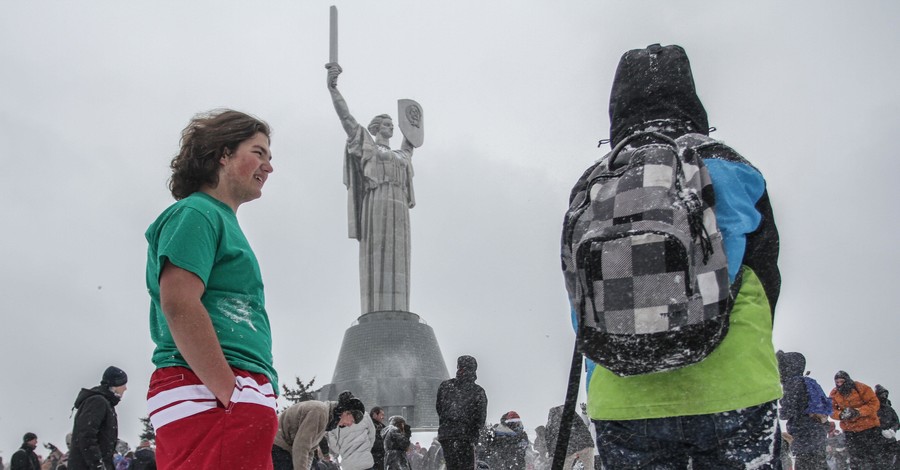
<box><xmin>368</xmin><ymin>114</ymin><xmax>393</xmax><ymax>139</ymax></box>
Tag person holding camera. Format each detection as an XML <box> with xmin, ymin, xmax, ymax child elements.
<box><xmin>830</xmin><ymin>370</ymin><xmax>881</xmax><ymax>469</ymax></box>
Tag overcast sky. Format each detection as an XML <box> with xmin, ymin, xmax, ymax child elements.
<box><xmin>2</xmin><ymin>0</ymin><xmax>899</xmax><ymax>458</ymax></box>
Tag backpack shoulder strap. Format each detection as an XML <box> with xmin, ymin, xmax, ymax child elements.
<box><xmin>677</xmin><ymin>134</ymin><xmax>755</xmax><ymax>170</ymax></box>
<box><xmin>568</xmin><ymin>159</ymin><xmax>605</xmax><ymax>205</ymax></box>
<box><xmin>551</xmin><ymin>342</ymin><xmax>583</xmax><ymax>470</ymax></box>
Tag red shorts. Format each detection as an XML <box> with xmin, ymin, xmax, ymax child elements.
<box><xmin>147</xmin><ymin>366</ymin><xmax>278</xmax><ymax>469</ymax></box>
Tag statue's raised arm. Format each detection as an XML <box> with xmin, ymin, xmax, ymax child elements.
<box><xmin>326</xmin><ymin>63</ymin><xmax>359</xmax><ymax>136</ymax></box>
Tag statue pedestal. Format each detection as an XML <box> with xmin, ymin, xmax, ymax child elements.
<box><xmin>318</xmin><ymin>311</ymin><xmax>449</xmax><ymax>430</ymax></box>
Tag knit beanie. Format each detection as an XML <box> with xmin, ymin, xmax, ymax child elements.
<box><xmin>102</xmin><ymin>366</ymin><xmax>128</xmax><ymax>387</ymax></box>
<box><xmin>502</xmin><ymin>411</ymin><xmax>521</xmax><ymax>423</ymax></box>
<box><xmin>23</xmin><ymin>432</ymin><xmax>37</xmax><ymax>443</ymax></box>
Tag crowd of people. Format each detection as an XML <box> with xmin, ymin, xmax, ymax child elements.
<box><xmin>777</xmin><ymin>350</ymin><xmax>900</xmax><ymax>470</ymax></box>
<box><xmin>4</xmin><ymin>366</ymin><xmax>156</xmax><ymax>470</ymax></box>
<box><xmin>267</xmin><ymin>355</ymin><xmax>596</xmax><ymax>470</ymax></box>
<box><xmin>8</xmin><ymin>350</ymin><xmax>898</xmax><ymax>470</ymax></box>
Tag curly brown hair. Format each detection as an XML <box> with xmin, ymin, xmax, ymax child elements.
<box><xmin>168</xmin><ymin>109</ymin><xmax>271</xmax><ymax>200</ymax></box>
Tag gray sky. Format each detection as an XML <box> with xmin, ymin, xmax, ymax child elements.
<box><xmin>2</xmin><ymin>0</ymin><xmax>899</xmax><ymax>458</ymax></box>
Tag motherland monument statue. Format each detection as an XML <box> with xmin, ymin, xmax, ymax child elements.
<box><xmin>318</xmin><ymin>6</ymin><xmax>448</xmax><ymax>430</ymax></box>
<box><xmin>326</xmin><ymin>61</ymin><xmax>423</xmax><ymax>313</ymax></box>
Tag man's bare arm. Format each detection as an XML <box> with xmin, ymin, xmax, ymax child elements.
<box><xmin>159</xmin><ymin>260</ymin><xmax>235</xmax><ymax>406</ymax></box>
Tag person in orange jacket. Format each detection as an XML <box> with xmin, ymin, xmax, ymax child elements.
<box><xmin>830</xmin><ymin>370</ymin><xmax>881</xmax><ymax>469</ymax></box>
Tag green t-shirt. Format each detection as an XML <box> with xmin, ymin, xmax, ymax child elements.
<box><xmin>146</xmin><ymin>192</ymin><xmax>278</xmax><ymax>389</ymax></box>
<box><xmin>587</xmin><ymin>267</ymin><xmax>781</xmax><ymax>420</ymax></box>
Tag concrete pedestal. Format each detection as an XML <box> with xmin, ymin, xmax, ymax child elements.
<box><xmin>318</xmin><ymin>311</ymin><xmax>449</xmax><ymax>430</ymax></box>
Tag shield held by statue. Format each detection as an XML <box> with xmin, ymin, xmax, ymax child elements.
<box><xmin>398</xmin><ymin>99</ymin><xmax>424</xmax><ymax>148</ymax></box>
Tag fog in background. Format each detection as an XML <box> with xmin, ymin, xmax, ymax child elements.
<box><xmin>2</xmin><ymin>0</ymin><xmax>898</xmax><ymax>457</ymax></box>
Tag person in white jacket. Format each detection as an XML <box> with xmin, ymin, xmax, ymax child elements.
<box><xmin>327</xmin><ymin>412</ymin><xmax>377</xmax><ymax>470</ymax></box>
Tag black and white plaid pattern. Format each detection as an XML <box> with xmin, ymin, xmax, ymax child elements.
<box><xmin>562</xmin><ymin>132</ymin><xmax>732</xmax><ymax>375</ymax></box>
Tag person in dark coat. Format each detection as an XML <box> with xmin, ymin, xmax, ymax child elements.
<box><xmin>424</xmin><ymin>438</ymin><xmax>443</xmax><ymax>470</ymax></box>
<box><xmin>10</xmin><ymin>432</ymin><xmax>40</xmax><ymax>470</ymax></box>
<box><xmin>576</xmin><ymin>43</ymin><xmax>783</xmax><ymax>469</ymax></box>
<box><xmin>131</xmin><ymin>440</ymin><xmax>156</xmax><ymax>470</ymax></box>
<box><xmin>370</xmin><ymin>407</ymin><xmax>386</xmax><ymax>470</ymax></box>
<box><xmin>486</xmin><ymin>411</ymin><xmax>529</xmax><ymax>470</ymax></box>
<box><xmin>383</xmin><ymin>416</ymin><xmax>412</xmax><ymax>470</ymax></box>
<box><xmin>825</xmin><ymin>421</ymin><xmax>850</xmax><ymax>470</ymax></box>
<box><xmin>68</xmin><ymin>366</ymin><xmax>128</xmax><ymax>470</ymax></box>
<box><xmin>531</xmin><ymin>426</ymin><xmax>550</xmax><ymax>470</ymax></box>
<box><xmin>875</xmin><ymin>384</ymin><xmax>900</xmax><ymax>469</ymax></box>
<box><xmin>436</xmin><ymin>355</ymin><xmax>488</xmax><ymax>470</ymax></box>
<box><xmin>776</xmin><ymin>351</ymin><xmax>828</xmax><ymax>469</ymax></box>
<box><xmin>545</xmin><ymin>405</ymin><xmax>594</xmax><ymax>470</ymax></box>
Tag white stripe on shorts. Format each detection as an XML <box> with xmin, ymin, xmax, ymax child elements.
<box><xmin>148</xmin><ymin>375</ymin><xmax>276</xmax><ymax>430</ymax></box>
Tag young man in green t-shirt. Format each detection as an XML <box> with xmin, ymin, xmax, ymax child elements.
<box><xmin>145</xmin><ymin>109</ymin><xmax>278</xmax><ymax>468</ymax></box>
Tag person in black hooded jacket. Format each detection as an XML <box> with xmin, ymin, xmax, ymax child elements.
<box><xmin>776</xmin><ymin>351</ymin><xmax>828</xmax><ymax>469</ymax></box>
<box><xmin>436</xmin><ymin>355</ymin><xmax>487</xmax><ymax>470</ymax></box>
<box><xmin>579</xmin><ymin>43</ymin><xmax>782</xmax><ymax>469</ymax></box>
<box><xmin>68</xmin><ymin>366</ymin><xmax>127</xmax><ymax>470</ymax></box>
<box><xmin>875</xmin><ymin>384</ymin><xmax>900</xmax><ymax>469</ymax></box>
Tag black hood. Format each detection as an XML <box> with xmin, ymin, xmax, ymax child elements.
<box><xmin>456</xmin><ymin>355</ymin><xmax>478</xmax><ymax>382</ymax></box>
<box><xmin>834</xmin><ymin>370</ymin><xmax>856</xmax><ymax>395</ymax></box>
<box><xmin>608</xmin><ymin>44</ymin><xmax>709</xmax><ymax>147</ymax></box>
<box><xmin>876</xmin><ymin>384</ymin><xmax>891</xmax><ymax>406</ymax></box>
<box><xmin>74</xmin><ymin>385</ymin><xmax>120</xmax><ymax>408</ymax></box>
<box><xmin>776</xmin><ymin>350</ymin><xmax>806</xmax><ymax>380</ymax></box>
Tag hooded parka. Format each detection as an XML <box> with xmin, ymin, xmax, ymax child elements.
<box><xmin>68</xmin><ymin>386</ymin><xmax>120</xmax><ymax>470</ymax></box>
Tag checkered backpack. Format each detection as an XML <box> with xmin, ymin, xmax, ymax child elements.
<box><xmin>561</xmin><ymin>131</ymin><xmax>736</xmax><ymax>376</ymax></box>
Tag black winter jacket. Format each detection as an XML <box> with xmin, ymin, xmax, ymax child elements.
<box><xmin>545</xmin><ymin>405</ymin><xmax>594</xmax><ymax>459</ymax></box>
<box><xmin>383</xmin><ymin>424</ymin><xmax>412</xmax><ymax>470</ymax></box>
<box><xmin>486</xmin><ymin>423</ymin><xmax>528</xmax><ymax>470</ymax></box>
<box><xmin>10</xmin><ymin>443</ymin><xmax>41</xmax><ymax>470</ymax></box>
<box><xmin>372</xmin><ymin>418</ymin><xmax>386</xmax><ymax>470</ymax></box>
<box><xmin>68</xmin><ymin>386</ymin><xmax>120</xmax><ymax>470</ymax></box>
<box><xmin>436</xmin><ymin>370</ymin><xmax>487</xmax><ymax>441</ymax></box>
<box><xmin>878</xmin><ymin>397</ymin><xmax>900</xmax><ymax>432</ymax></box>
<box><xmin>131</xmin><ymin>447</ymin><xmax>157</xmax><ymax>470</ymax></box>
<box><xmin>776</xmin><ymin>352</ymin><xmax>827</xmax><ymax>453</ymax></box>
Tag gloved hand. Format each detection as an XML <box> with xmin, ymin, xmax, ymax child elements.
<box><xmin>883</xmin><ymin>429</ymin><xmax>896</xmax><ymax>439</ymax></box>
<box><xmin>839</xmin><ymin>407</ymin><xmax>860</xmax><ymax>420</ymax></box>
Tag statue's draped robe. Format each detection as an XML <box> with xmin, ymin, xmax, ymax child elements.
<box><xmin>344</xmin><ymin>126</ymin><xmax>415</xmax><ymax>313</ymax></box>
